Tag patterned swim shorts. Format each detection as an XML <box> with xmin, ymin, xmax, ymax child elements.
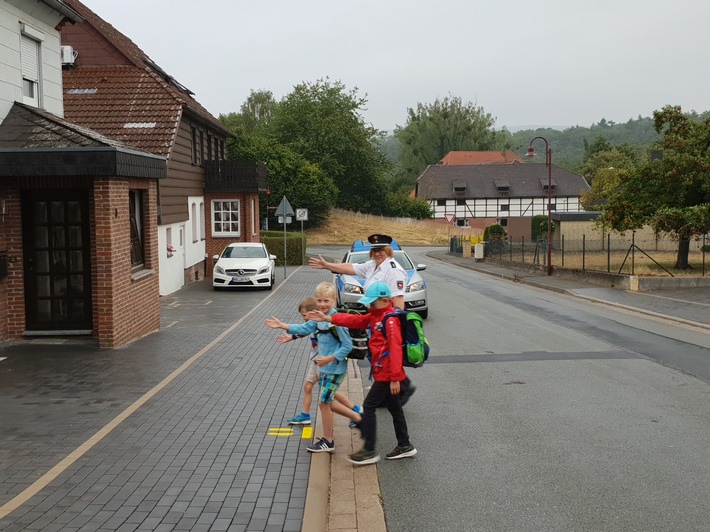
<box><xmin>318</xmin><ymin>372</ymin><xmax>346</xmax><ymax>404</ymax></box>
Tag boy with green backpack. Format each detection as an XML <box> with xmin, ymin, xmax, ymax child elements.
<box><xmin>307</xmin><ymin>281</ymin><xmax>418</xmax><ymax>465</ymax></box>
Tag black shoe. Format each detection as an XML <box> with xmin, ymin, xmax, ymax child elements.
<box><xmin>400</xmin><ymin>384</ymin><xmax>416</xmax><ymax>406</ymax></box>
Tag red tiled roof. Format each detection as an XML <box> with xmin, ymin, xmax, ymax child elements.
<box><xmin>439</xmin><ymin>151</ymin><xmax>524</xmax><ymax>165</ymax></box>
<box><xmin>61</xmin><ymin>0</ymin><xmax>231</xmax><ymax>157</ymax></box>
<box><xmin>63</xmin><ymin>66</ymin><xmax>182</xmax><ymax>157</ymax></box>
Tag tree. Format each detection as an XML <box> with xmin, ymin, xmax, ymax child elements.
<box><xmin>219</xmin><ymin>89</ymin><xmax>277</xmax><ymax>136</ymax></box>
<box><xmin>394</xmin><ymin>95</ymin><xmax>503</xmax><ymax>189</ymax></box>
<box><xmin>598</xmin><ymin>106</ymin><xmax>710</xmax><ymax>269</ymax></box>
<box><xmin>267</xmin><ymin>78</ymin><xmax>391</xmax><ymax>213</ymax></box>
<box><xmin>579</xmin><ymin>144</ymin><xmax>644</xmax><ymax>208</ymax></box>
<box><xmin>228</xmin><ymin>135</ymin><xmax>337</xmax><ymax>227</ymax></box>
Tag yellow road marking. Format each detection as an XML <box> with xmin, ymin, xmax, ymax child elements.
<box><xmin>0</xmin><ymin>277</ymin><xmax>297</xmax><ymax>520</ymax></box>
<box><xmin>301</xmin><ymin>426</ymin><xmax>313</xmax><ymax>439</ymax></box>
<box><xmin>268</xmin><ymin>428</ymin><xmax>294</xmax><ymax>437</ymax></box>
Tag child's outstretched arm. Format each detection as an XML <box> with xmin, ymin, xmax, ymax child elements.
<box><xmin>305</xmin><ymin>310</ymin><xmax>330</xmax><ymax>322</ymax></box>
<box><xmin>264</xmin><ymin>316</ymin><xmax>288</xmax><ymax>330</ymax></box>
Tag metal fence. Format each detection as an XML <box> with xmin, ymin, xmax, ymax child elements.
<box><xmin>482</xmin><ymin>233</ymin><xmax>708</xmax><ymax>277</ymax></box>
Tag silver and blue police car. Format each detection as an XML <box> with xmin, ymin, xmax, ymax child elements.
<box><xmin>335</xmin><ymin>240</ymin><xmax>428</xmax><ymax>319</ymax></box>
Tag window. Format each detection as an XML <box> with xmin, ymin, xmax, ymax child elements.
<box><xmin>191</xmin><ymin>202</ymin><xmax>198</xmax><ymax>242</ymax></box>
<box><xmin>206</xmin><ymin>134</ymin><xmax>213</xmax><ymax>161</ymax></box>
<box><xmin>20</xmin><ymin>33</ymin><xmax>41</xmax><ymax>107</ymax></box>
<box><xmin>251</xmin><ymin>198</ymin><xmax>256</xmax><ymax>235</ymax></box>
<box><xmin>191</xmin><ymin>127</ymin><xmax>198</xmax><ymax>164</ymax></box>
<box><xmin>199</xmin><ymin>202</ymin><xmax>205</xmax><ymax>240</ymax></box>
<box><xmin>436</xmin><ymin>199</ymin><xmax>446</xmax><ymax>206</ymax></box>
<box><xmin>500</xmin><ymin>204</ymin><xmax>509</xmax><ymax>212</ymax></box>
<box><xmin>456</xmin><ymin>199</ymin><xmax>466</xmax><ymax>206</ymax></box>
<box><xmin>212</xmin><ymin>200</ymin><xmax>240</xmax><ymax>236</ymax></box>
<box><xmin>500</xmin><ymin>218</ymin><xmax>508</xmax><ymax>227</ymax></box>
<box><xmin>199</xmin><ymin>130</ymin><xmax>205</xmax><ymax>165</ymax></box>
<box><xmin>129</xmin><ymin>191</ymin><xmax>145</xmax><ymax>268</ymax></box>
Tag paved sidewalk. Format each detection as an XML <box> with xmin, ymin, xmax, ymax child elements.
<box><xmin>0</xmin><ymin>267</ymin><xmax>352</xmax><ymax>532</ymax></box>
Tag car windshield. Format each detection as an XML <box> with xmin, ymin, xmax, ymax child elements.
<box><xmin>223</xmin><ymin>246</ymin><xmax>266</xmax><ymax>259</ymax></box>
<box><xmin>346</xmin><ymin>251</ymin><xmax>413</xmax><ymax>270</ymax></box>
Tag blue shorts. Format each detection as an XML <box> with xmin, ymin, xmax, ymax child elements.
<box><xmin>318</xmin><ymin>373</ymin><xmax>345</xmax><ymax>404</ymax></box>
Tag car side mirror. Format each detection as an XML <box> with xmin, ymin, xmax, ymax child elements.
<box><xmin>212</xmin><ymin>254</ymin><xmax>219</xmax><ymax>260</ymax></box>
<box><xmin>269</xmin><ymin>254</ymin><xmax>277</xmax><ymax>260</ymax></box>
<box><xmin>416</xmin><ymin>264</ymin><xmax>427</xmax><ymax>271</ymax></box>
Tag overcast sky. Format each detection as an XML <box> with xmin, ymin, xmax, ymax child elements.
<box><xmin>86</xmin><ymin>0</ymin><xmax>710</xmax><ymax>133</ymax></box>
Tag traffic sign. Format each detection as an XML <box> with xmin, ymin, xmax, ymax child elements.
<box><xmin>274</xmin><ymin>196</ymin><xmax>294</xmax><ymax>217</ymax></box>
<box><xmin>444</xmin><ymin>214</ymin><xmax>456</xmax><ymax>224</ymax></box>
<box><xmin>296</xmin><ymin>208</ymin><xmax>308</xmax><ymax>221</ymax></box>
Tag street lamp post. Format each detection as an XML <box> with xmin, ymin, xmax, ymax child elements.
<box><xmin>526</xmin><ymin>136</ymin><xmax>553</xmax><ymax>276</ymax></box>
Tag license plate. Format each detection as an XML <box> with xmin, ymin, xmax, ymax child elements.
<box><xmin>232</xmin><ymin>277</ymin><xmax>250</xmax><ymax>283</ymax></box>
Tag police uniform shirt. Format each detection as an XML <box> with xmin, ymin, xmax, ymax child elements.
<box><xmin>353</xmin><ymin>258</ymin><xmax>407</xmax><ymax>297</ymax></box>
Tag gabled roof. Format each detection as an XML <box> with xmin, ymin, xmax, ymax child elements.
<box><xmin>439</xmin><ymin>151</ymin><xmax>524</xmax><ymax>165</ymax></box>
<box><xmin>61</xmin><ymin>0</ymin><xmax>231</xmax><ymax>158</ymax></box>
<box><xmin>416</xmin><ymin>163</ymin><xmax>589</xmax><ymax>200</ymax></box>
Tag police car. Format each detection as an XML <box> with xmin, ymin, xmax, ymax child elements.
<box><xmin>335</xmin><ymin>240</ymin><xmax>429</xmax><ymax>318</ymax></box>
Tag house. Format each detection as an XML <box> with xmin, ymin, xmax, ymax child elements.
<box><xmin>0</xmin><ymin>0</ymin><xmax>165</xmax><ymax>347</ymax></box>
<box><xmin>59</xmin><ymin>0</ymin><xmax>266</xmax><ymax>296</ymax></box>
<box><xmin>415</xmin><ymin>162</ymin><xmax>590</xmax><ymax>239</ymax></box>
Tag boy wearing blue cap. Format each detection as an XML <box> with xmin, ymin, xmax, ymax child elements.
<box><xmin>307</xmin><ymin>281</ymin><xmax>417</xmax><ymax>465</ymax></box>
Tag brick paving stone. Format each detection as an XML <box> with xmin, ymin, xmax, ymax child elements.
<box><xmin>0</xmin><ymin>269</ymin><xmax>332</xmax><ymax>531</ymax></box>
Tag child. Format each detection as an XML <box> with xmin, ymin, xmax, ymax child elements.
<box><xmin>307</xmin><ymin>281</ymin><xmax>416</xmax><ymax>465</ymax></box>
<box><xmin>278</xmin><ymin>297</ymin><xmax>363</xmax><ymax>426</ymax></box>
<box><xmin>264</xmin><ymin>282</ymin><xmax>361</xmax><ymax>453</ymax></box>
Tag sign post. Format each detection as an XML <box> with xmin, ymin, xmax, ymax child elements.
<box><xmin>274</xmin><ymin>196</ymin><xmax>294</xmax><ymax>279</ymax></box>
<box><xmin>444</xmin><ymin>213</ymin><xmax>456</xmax><ymax>243</ymax></box>
<box><xmin>296</xmin><ymin>208</ymin><xmax>308</xmax><ymax>265</ymax></box>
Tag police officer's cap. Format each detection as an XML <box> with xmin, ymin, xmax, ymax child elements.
<box><xmin>367</xmin><ymin>234</ymin><xmax>393</xmax><ymax>248</ymax></box>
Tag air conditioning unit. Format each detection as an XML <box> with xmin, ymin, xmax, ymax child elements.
<box><xmin>61</xmin><ymin>45</ymin><xmax>77</xmax><ymax>65</ymax></box>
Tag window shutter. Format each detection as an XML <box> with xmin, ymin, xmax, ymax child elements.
<box><xmin>21</xmin><ymin>35</ymin><xmax>39</xmax><ymax>82</ymax></box>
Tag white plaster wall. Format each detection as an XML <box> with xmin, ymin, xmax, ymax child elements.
<box><xmin>0</xmin><ymin>1</ymin><xmax>65</xmax><ymax>122</ymax></box>
<box><xmin>158</xmin><ymin>196</ymin><xmax>206</xmax><ymax>296</ymax></box>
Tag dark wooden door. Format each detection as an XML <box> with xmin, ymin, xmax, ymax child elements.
<box><xmin>22</xmin><ymin>190</ymin><xmax>93</xmax><ymax>331</ymax></box>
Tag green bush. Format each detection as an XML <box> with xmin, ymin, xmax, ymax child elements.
<box><xmin>262</xmin><ymin>233</ymin><xmax>307</xmax><ymax>266</ymax></box>
<box><xmin>484</xmin><ymin>224</ymin><xmax>507</xmax><ymax>241</ymax></box>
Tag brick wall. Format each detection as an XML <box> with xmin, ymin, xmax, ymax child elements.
<box><xmin>92</xmin><ymin>178</ymin><xmax>160</xmax><ymax>347</ymax></box>
<box><xmin>0</xmin><ymin>177</ymin><xmax>160</xmax><ymax>348</ymax></box>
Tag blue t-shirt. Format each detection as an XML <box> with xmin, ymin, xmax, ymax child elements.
<box><xmin>287</xmin><ymin>309</ymin><xmax>352</xmax><ymax>375</ymax></box>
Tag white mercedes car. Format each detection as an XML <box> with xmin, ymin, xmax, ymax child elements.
<box><xmin>212</xmin><ymin>242</ymin><xmax>276</xmax><ymax>290</ymax></box>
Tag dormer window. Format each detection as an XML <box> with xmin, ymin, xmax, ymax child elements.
<box><xmin>494</xmin><ymin>178</ymin><xmax>510</xmax><ymax>192</ymax></box>
<box><xmin>540</xmin><ymin>178</ymin><xmax>557</xmax><ymax>191</ymax></box>
<box><xmin>453</xmin><ymin>181</ymin><xmax>466</xmax><ymax>193</ymax></box>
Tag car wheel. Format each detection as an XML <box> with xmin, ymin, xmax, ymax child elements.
<box><xmin>418</xmin><ymin>309</ymin><xmax>428</xmax><ymax>319</ymax></box>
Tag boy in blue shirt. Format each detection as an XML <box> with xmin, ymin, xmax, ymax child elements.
<box><xmin>278</xmin><ymin>296</ymin><xmax>362</xmax><ymax>426</ymax></box>
<box><xmin>265</xmin><ymin>282</ymin><xmax>361</xmax><ymax>452</ymax></box>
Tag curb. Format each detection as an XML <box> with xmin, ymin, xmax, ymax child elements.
<box><xmin>303</xmin><ymin>360</ymin><xmax>387</xmax><ymax>532</ymax></box>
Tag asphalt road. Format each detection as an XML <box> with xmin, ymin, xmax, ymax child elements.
<box><xmin>322</xmin><ymin>245</ymin><xmax>710</xmax><ymax>532</ymax></box>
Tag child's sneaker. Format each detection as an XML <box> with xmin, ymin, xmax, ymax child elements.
<box><xmin>385</xmin><ymin>445</ymin><xmax>417</xmax><ymax>460</ymax></box>
<box><xmin>349</xmin><ymin>405</ymin><xmax>363</xmax><ymax>428</ymax></box>
<box><xmin>307</xmin><ymin>438</ymin><xmax>334</xmax><ymax>453</ymax></box>
<box><xmin>347</xmin><ymin>449</ymin><xmax>381</xmax><ymax>465</ymax></box>
<box><xmin>288</xmin><ymin>412</ymin><xmax>311</xmax><ymax>425</ymax></box>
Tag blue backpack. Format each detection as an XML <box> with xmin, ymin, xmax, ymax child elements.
<box><xmin>380</xmin><ymin>310</ymin><xmax>430</xmax><ymax>368</ymax></box>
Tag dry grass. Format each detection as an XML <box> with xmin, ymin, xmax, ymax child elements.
<box><xmin>305</xmin><ymin>209</ymin><xmax>483</xmax><ymax>245</ymax></box>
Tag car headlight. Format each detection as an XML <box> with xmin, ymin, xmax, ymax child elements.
<box><xmin>257</xmin><ymin>265</ymin><xmax>270</xmax><ymax>275</ymax></box>
<box><xmin>215</xmin><ymin>265</ymin><xmax>226</xmax><ymax>275</ymax></box>
<box><xmin>406</xmin><ymin>281</ymin><xmax>424</xmax><ymax>292</ymax></box>
<box><xmin>343</xmin><ymin>283</ymin><xmax>364</xmax><ymax>294</ymax></box>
